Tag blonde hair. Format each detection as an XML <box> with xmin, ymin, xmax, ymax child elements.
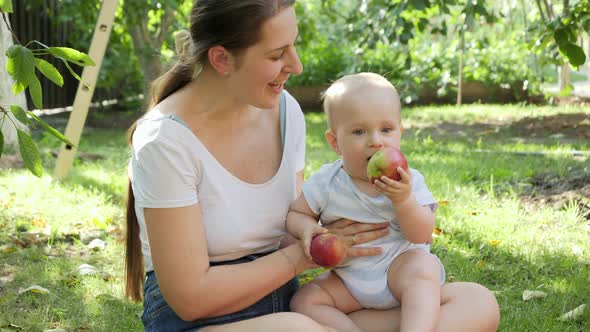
<box><xmin>322</xmin><ymin>72</ymin><xmax>400</xmax><ymax>130</ymax></box>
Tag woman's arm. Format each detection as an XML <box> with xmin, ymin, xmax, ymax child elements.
<box><xmin>145</xmin><ymin>204</ymin><xmax>310</xmax><ymax>321</ymax></box>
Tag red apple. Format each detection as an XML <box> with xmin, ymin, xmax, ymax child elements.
<box><xmin>367</xmin><ymin>147</ymin><xmax>409</xmax><ymax>183</ymax></box>
<box><xmin>310</xmin><ymin>233</ymin><xmax>346</xmax><ymax>268</ymax></box>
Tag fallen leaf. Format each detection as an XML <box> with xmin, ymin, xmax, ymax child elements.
<box><xmin>433</xmin><ymin>227</ymin><xmax>442</xmax><ymax>235</ymax></box>
<box><xmin>522</xmin><ymin>290</ymin><xmax>547</xmax><ymax>301</ymax></box>
<box><xmin>558</xmin><ymin>304</ymin><xmax>586</xmax><ymax>321</ymax></box>
<box><xmin>88</xmin><ymin>238</ymin><xmax>106</xmax><ymax>251</ymax></box>
<box><xmin>438</xmin><ymin>200</ymin><xmax>449</xmax><ymax>206</ymax></box>
<box><xmin>18</xmin><ymin>285</ymin><xmax>50</xmax><ymax>295</ymax></box>
<box><xmin>30</xmin><ymin>218</ymin><xmax>47</xmax><ymax>228</ymax></box>
<box><xmin>0</xmin><ymin>323</ymin><xmax>23</xmax><ymax>330</ymax></box>
<box><xmin>77</xmin><ymin>263</ymin><xmax>99</xmax><ymax>276</ymax></box>
<box><xmin>470</xmin><ymin>211</ymin><xmax>479</xmax><ymax>216</ymax></box>
<box><xmin>489</xmin><ymin>240</ymin><xmax>502</xmax><ymax>246</ymax></box>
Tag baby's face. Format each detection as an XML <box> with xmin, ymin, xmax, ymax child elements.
<box><xmin>329</xmin><ymin>88</ymin><xmax>402</xmax><ymax>182</ymax></box>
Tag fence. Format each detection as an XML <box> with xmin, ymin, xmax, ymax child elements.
<box><xmin>8</xmin><ymin>0</ymin><xmax>118</xmax><ymax>110</ymax></box>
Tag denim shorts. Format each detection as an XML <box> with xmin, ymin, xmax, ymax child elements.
<box><xmin>142</xmin><ymin>252</ymin><xmax>299</xmax><ymax>332</ymax></box>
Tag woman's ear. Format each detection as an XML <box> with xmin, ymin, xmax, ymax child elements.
<box><xmin>325</xmin><ymin>130</ymin><xmax>341</xmax><ymax>155</ymax></box>
<box><xmin>208</xmin><ymin>46</ymin><xmax>233</xmax><ymax>76</ymax></box>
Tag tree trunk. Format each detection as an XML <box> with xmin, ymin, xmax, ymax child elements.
<box><xmin>457</xmin><ymin>28</ymin><xmax>465</xmax><ymax>105</ymax></box>
<box><xmin>0</xmin><ymin>12</ymin><xmax>28</xmax><ymax>147</ymax></box>
<box><xmin>559</xmin><ymin>63</ymin><xmax>571</xmax><ymax>91</ymax></box>
<box><xmin>124</xmin><ymin>4</ymin><xmax>175</xmax><ymax>96</ymax></box>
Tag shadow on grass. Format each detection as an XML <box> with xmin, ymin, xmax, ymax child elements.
<box><xmin>432</xmin><ymin>228</ymin><xmax>590</xmax><ymax>332</ymax></box>
<box><xmin>0</xmin><ymin>246</ymin><xmax>142</xmax><ymax>331</ymax></box>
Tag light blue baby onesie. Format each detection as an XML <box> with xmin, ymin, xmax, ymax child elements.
<box><xmin>302</xmin><ymin>159</ymin><xmax>445</xmax><ymax>309</ymax></box>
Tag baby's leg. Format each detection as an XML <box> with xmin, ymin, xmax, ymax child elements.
<box><xmin>291</xmin><ymin>270</ymin><xmax>363</xmax><ymax>332</ymax></box>
<box><xmin>387</xmin><ymin>249</ymin><xmax>442</xmax><ymax>332</ymax></box>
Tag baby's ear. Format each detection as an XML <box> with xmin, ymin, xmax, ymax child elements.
<box><xmin>400</xmin><ymin>125</ymin><xmax>404</xmax><ymax>134</ymax></box>
<box><xmin>325</xmin><ymin>130</ymin><xmax>341</xmax><ymax>155</ymax></box>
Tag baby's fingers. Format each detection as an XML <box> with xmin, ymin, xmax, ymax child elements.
<box><xmin>397</xmin><ymin>167</ymin><xmax>411</xmax><ymax>183</ymax></box>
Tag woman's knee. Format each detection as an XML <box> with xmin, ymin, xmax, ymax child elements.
<box><xmin>447</xmin><ymin>282</ymin><xmax>500</xmax><ymax>330</ymax></box>
<box><xmin>274</xmin><ymin>312</ymin><xmax>333</xmax><ymax>332</ymax></box>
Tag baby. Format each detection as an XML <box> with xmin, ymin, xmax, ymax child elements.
<box><xmin>286</xmin><ymin>72</ymin><xmax>445</xmax><ymax>332</ymax></box>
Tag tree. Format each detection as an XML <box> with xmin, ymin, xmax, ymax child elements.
<box><xmin>122</xmin><ymin>0</ymin><xmax>180</xmax><ymax>91</ymax></box>
<box><xmin>530</xmin><ymin>0</ymin><xmax>589</xmax><ymax>91</ymax></box>
<box><xmin>0</xmin><ymin>1</ymin><xmax>93</xmax><ymax>176</ymax></box>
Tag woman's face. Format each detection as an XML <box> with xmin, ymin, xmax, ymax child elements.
<box><xmin>229</xmin><ymin>6</ymin><xmax>303</xmax><ymax>109</ymax></box>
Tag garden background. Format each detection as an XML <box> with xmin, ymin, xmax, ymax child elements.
<box><xmin>0</xmin><ymin>0</ymin><xmax>589</xmax><ymax>331</ymax></box>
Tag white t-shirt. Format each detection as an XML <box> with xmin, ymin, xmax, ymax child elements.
<box><xmin>129</xmin><ymin>91</ymin><xmax>306</xmax><ymax>272</ymax></box>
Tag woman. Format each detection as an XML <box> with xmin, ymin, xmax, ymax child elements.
<box><xmin>125</xmin><ymin>1</ymin><xmax>500</xmax><ymax>331</ymax></box>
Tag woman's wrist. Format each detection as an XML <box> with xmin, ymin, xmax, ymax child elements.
<box><xmin>280</xmin><ymin>244</ymin><xmax>313</xmax><ymax>275</ymax></box>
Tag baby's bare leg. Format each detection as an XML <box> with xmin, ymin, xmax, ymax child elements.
<box><xmin>291</xmin><ymin>271</ymin><xmax>363</xmax><ymax>332</ymax></box>
<box><xmin>388</xmin><ymin>249</ymin><xmax>441</xmax><ymax>332</ymax></box>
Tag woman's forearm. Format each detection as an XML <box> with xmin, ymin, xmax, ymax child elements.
<box><xmin>178</xmin><ymin>244</ymin><xmax>306</xmax><ymax>320</ymax></box>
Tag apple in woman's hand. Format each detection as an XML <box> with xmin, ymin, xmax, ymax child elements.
<box><xmin>310</xmin><ymin>233</ymin><xmax>346</xmax><ymax>268</ymax></box>
<box><xmin>367</xmin><ymin>147</ymin><xmax>409</xmax><ymax>183</ymax></box>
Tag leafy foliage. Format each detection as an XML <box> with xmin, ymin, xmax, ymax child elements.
<box><xmin>529</xmin><ymin>0</ymin><xmax>589</xmax><ymax>67</ymax></box>
<box><xmin>1</xmin><ymin>3</ymin><xmax>93</xmax><ymax>176</ymax></box>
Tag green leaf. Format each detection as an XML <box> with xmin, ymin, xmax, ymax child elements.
<box><xmin>25</xmin><ymin>111</ymin><xmax>75</xmax><ymax>147</ymax></box>
<box><xmin>6</xmin><ymin>45</ymin><xmax>36</xmax><ymax>94</ymax></box>
<box><xmin>0</xmin><ymin>0</ymin><xmax>13</xmax><ymax>13</ymax></box>
<box><xmin>10</xmin><ymin>105</ymin><xmax>30</xmax><ymax>125</ymax></box>
<box><xmin>47</xmin><ymin>47</ymin><xmax>95</xmax><ymax>66</ymax></box>
<box><xmin>17</xmin><ymin>129</ymin><xmax>42</xmax><ymax>177</ymax></box>
<box><xmin>560</xmin><ymin>42</ymin><xmax>587</xmax><ymax>67</ymax></box>
<box><xmin>554</xmin><ymin>28</ymin><xmax>569</xmax><ymax>46</ymax></box>
<box><xmin>28</xmin><ymin>74</ymin><xmax>43</xmax><ymax>109</ymax></box>
<box><xmin>34</xmin><ymin>58</ymin><xmax>64</xmax><ymax>87</ymax></box>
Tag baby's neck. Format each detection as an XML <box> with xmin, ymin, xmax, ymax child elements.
<box><xmin>351</xmin><ymin>177</ymin><xmax>382</xmax><ymax>197</ymax></box>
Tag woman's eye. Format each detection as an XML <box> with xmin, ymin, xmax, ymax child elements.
<box><xmin>382</xmin><ymin>128</ymin><xmax>393</xmax><ymax>133</ymax></box>
<box><xmin>271</xmin><ymin>53</ymin><xmax>284</xmax><ymax>61</ymax></box>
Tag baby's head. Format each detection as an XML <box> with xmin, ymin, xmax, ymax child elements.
<box><xmin>322</xmin><ymin>72</ymin><xmax>403</xmax><ymax>180</ymax></box>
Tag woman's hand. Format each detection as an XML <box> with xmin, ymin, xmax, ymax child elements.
<box><xmin>323</xmin><ymin>219</ymin><xmax>389</xmax><ymax>258</ymax></box>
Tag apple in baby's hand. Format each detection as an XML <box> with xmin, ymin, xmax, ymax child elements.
<box><xmin>310</xmin><ymin>233</ymin><xmax>346</xmax><ymax>268</ymax></box>
<box><xmin>367</xmin><ymin>147</ymin><xmax>409</xmax><ymax>183</ymax></box>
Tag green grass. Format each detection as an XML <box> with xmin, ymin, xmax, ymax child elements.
<box><xmin>1</xmin><ymin>105</ymin><xmax>589</xmax><ymax>331</ymax></box>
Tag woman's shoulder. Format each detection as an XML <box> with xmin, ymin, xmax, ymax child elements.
<box><xmin>132</xmin><ymin>109</ymin><xmax>194</xmax><ymax>152</ymax></box>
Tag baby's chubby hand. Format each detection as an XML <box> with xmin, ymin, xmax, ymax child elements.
<box><xmin>300</xmin><ymin>223</ymin><xmax>328</xmax><ymax>260</ymax></box>
<box><xmin>373</xmin><ymin>167</ymin><xmax>412</xmax><ymax>205</ymax></box>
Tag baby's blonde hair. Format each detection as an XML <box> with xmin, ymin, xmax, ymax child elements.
<box><xmin>322</xmin><ymin>72</ymin><xmax>400</xmax><ymax>130</ymax></box>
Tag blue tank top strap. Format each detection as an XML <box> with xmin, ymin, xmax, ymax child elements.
<box><xmin>163</xmin><ymin>114</ymin><xmax>189</xmax><ymax>129</ymax></box>
<box><xmin>279</xmin><ymin>91</ymin><xmax>286</xmax><ymax>147</ymax></box>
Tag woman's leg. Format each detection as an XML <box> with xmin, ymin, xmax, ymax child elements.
<box><xmin>348</xmin><ymin>282</ymin><xmax>500</xmax><ymax>332</ymax></box>
<box><xmin>203</xmin><ymin>312</ymin><xmax>336</xmax><ymax>332</ymax></box>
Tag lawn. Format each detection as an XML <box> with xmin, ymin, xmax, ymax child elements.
<box><xmin>1</xmin><ymin>104</ymin><xmax>589</xmax><ymax>331</ymax></box>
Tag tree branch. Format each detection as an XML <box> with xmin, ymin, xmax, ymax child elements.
<box><xmin>0</xmin><ymin>10</ymin><xmax>22</xmax><ymax>45</ymax></box>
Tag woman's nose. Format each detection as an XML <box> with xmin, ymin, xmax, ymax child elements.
<box><xmin>287</xmin><ymin>48</ymin><xmax>303</xmax><ymax>75</ymax></box>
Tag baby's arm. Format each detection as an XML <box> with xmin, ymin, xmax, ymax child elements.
<box><xmin>374</xmin><ymin>168</ymin><xmax>434</xmax><ymax>243</ymax></box>
<box><xmin>286</xmin><ymin>195</ymin><xmax>327</xmax><ymax>259</ymax></box>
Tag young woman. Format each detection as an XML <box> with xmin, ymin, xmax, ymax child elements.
<box><xmin>125</xmin><ymin>1</ymin><xmax>500</xmax><ymax>331</ymax></box>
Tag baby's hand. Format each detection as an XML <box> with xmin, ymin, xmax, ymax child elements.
<box><xmin>373</xmin><ymin>167</ymin><xmax>412</xmax><ymax>205</ymax></box>
<box><xmin>301</xmin><ymin>223</ymin><xmax>328</xmax><ymax>260</ymax></box>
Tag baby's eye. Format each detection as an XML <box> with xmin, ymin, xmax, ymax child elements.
<box><xmin>353</xmin><ymin>129</ymin><xmax>365</xmax><ymax>135</ymax></box>
<box><xmin>382</xmin><ymin>128</ymin><xmax>393</xmax><ymax>133</ymax></box>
